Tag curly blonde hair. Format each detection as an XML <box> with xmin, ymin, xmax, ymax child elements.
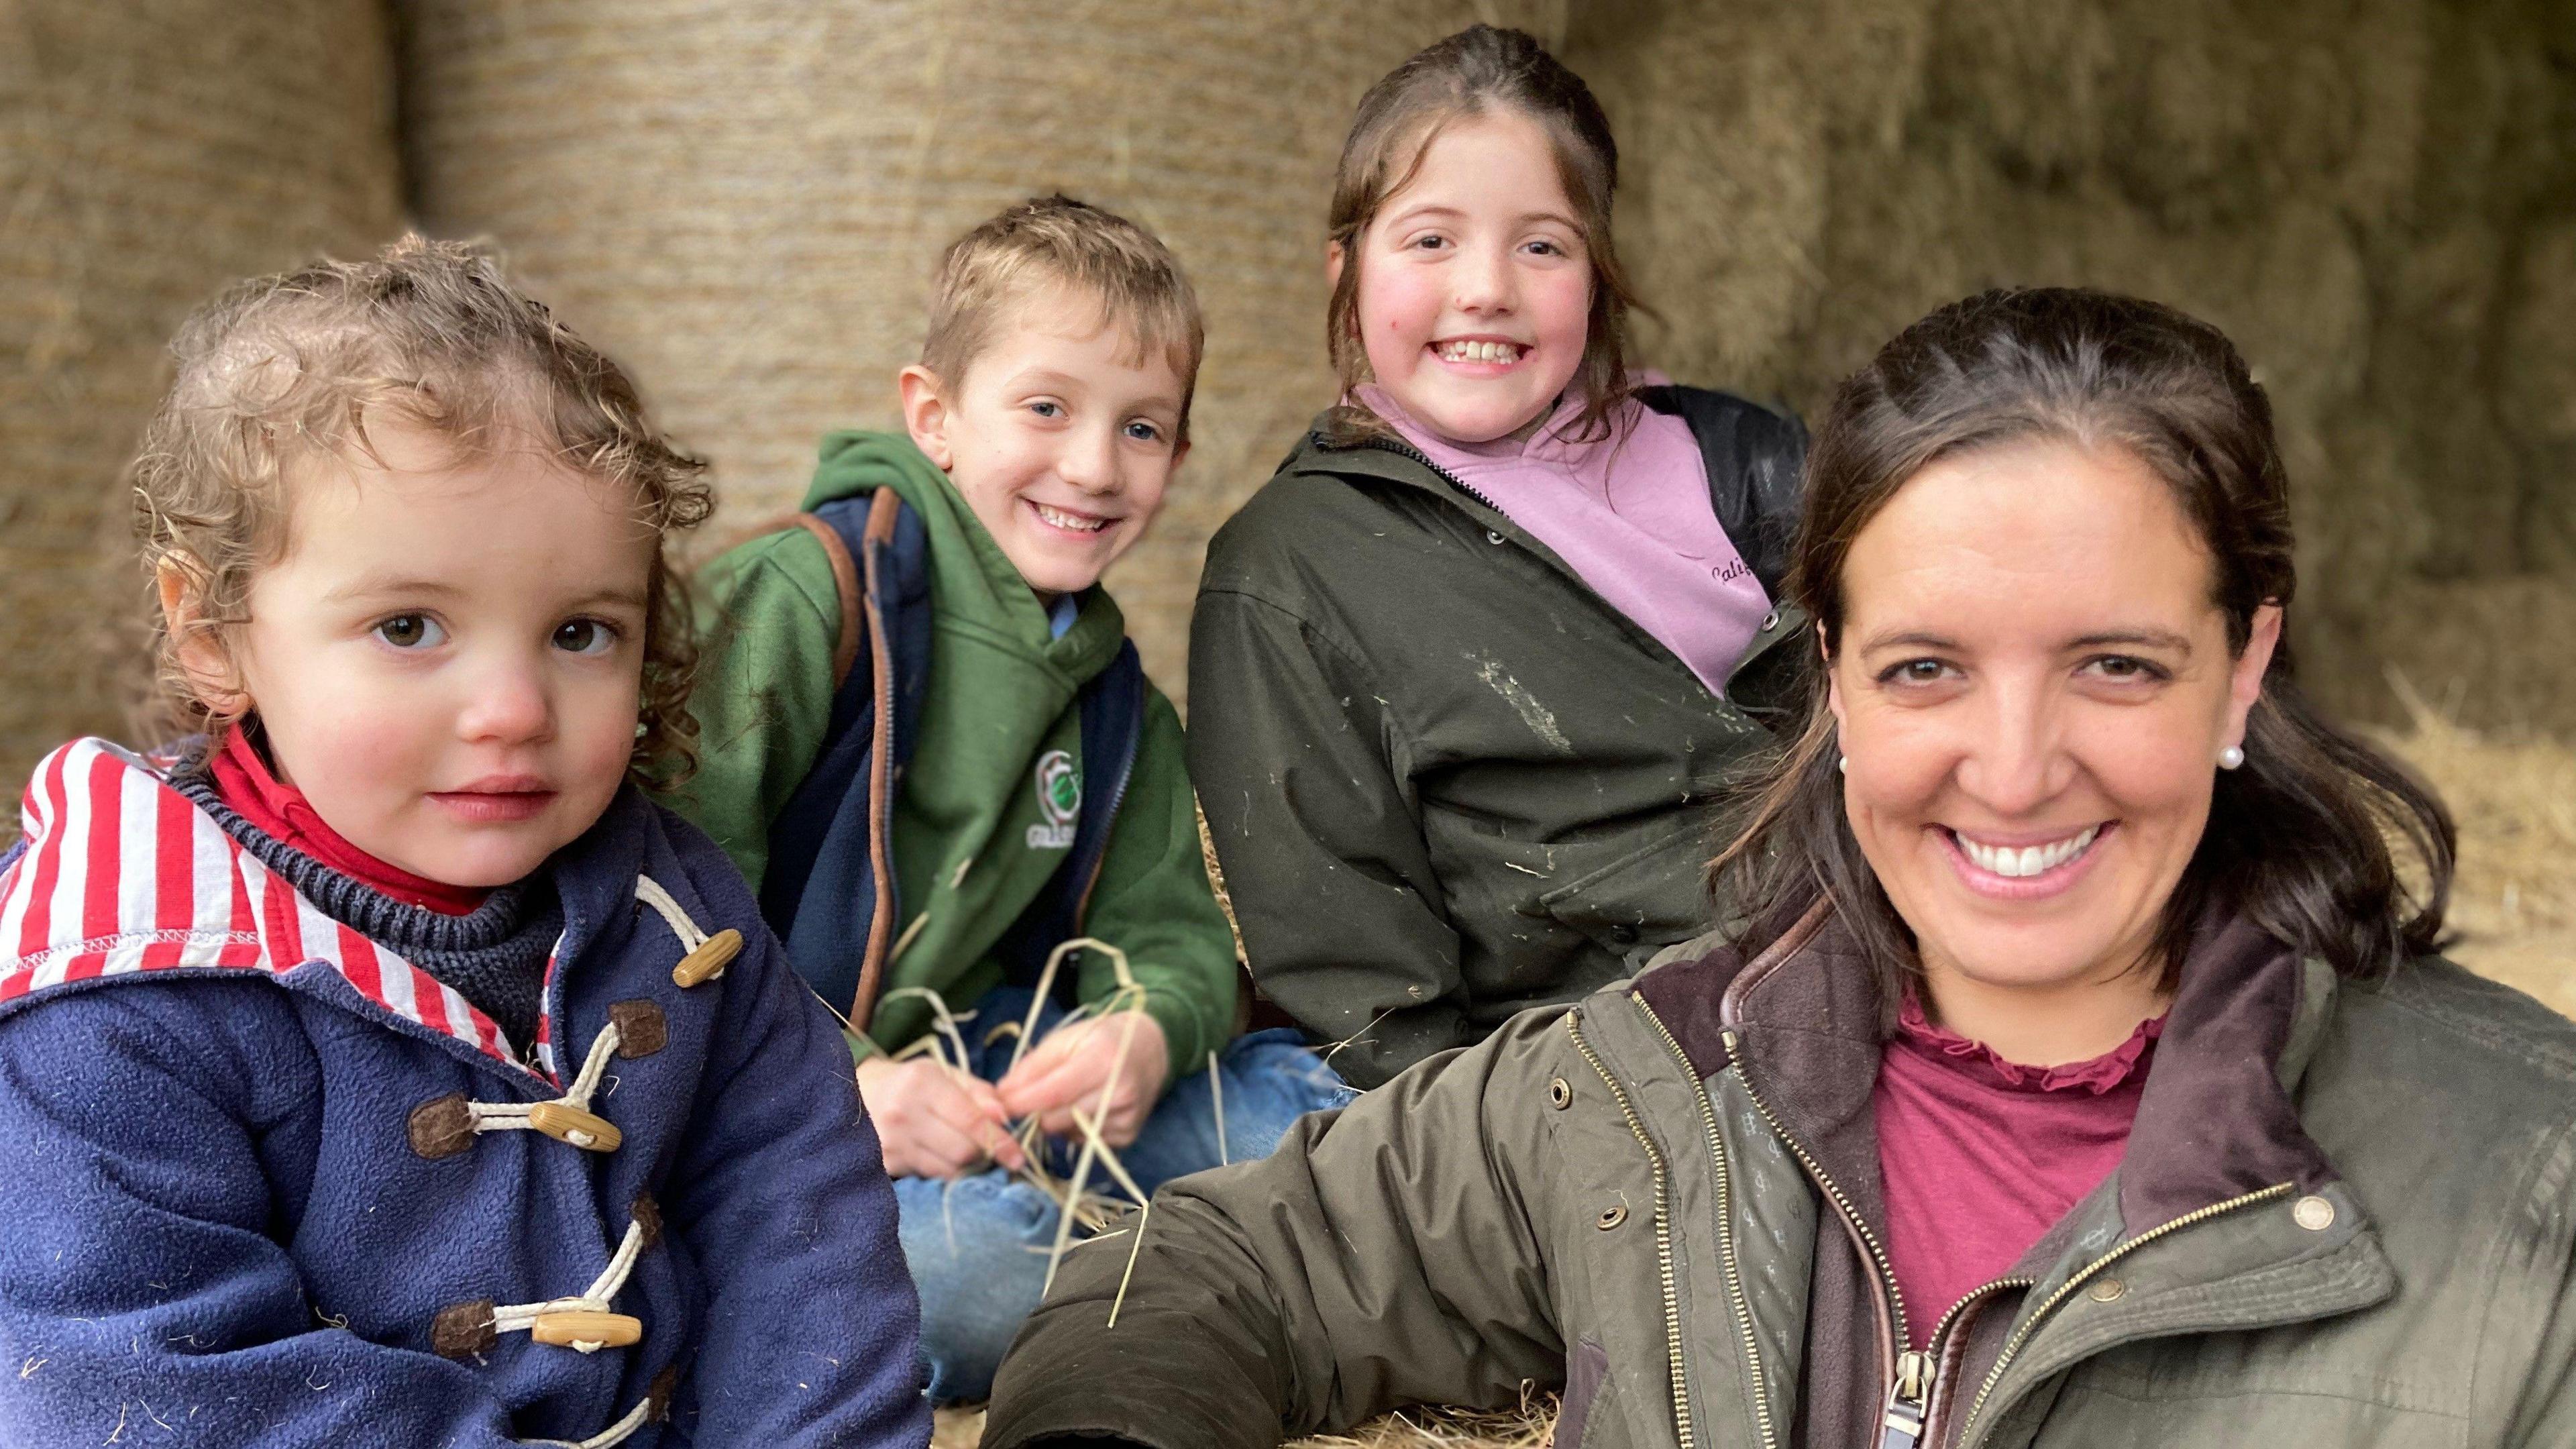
<box><xmin>129</xmin><ymin>234</ymin><xmax>713</xmax><ymax>784</ymax></box>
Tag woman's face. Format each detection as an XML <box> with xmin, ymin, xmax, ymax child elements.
<box><xmin>1826</xmin><ymin>439</ymin><xmax>2280</xmax><ymax>1000</ymax></box>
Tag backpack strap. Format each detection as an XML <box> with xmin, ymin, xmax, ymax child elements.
<box><xmin>758</xmin><ymin>490</ymin><xmax>928</xmax><ymax>1030</ymax></box>
<box><xmin>789</xmin><ymin>513</ymin><xmax>865</xmax><ymax>688</ymax></box>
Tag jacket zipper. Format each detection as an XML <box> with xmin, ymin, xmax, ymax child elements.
<box><xmin>1721</xmin><ymin>1027</ymin><xmax>1913</xmax><ymax>1322</ymax></box>
<box><xmin>1349</xmin><ymin>433</ymin><xmax>1799</xmax><ymax>714</ymax></box>
<box><xmin>1953</xmin><ymin>1182</ymin><xmax>2296</xmax><ymax>1446</ymax></box>
<box><xmin>1893</xmin><ymin>1277</ymin><xmax>2032</xmax><ymax>1445</ymax></box>
<box><xmin>1634</xmin><ymin>995</ymin><xmax>1779</xmax><ymax>1449</ymax></box>
<box><xmin>1721</xmin><ymin>1026</ymin><xmax>1944</xmax><ymax>1446</ymax></box>
<box><xmin>1069</xmin><ymin>722</ymin><xmax>1140</xmax><ymax>929</ymax></box>
<box><xmin>1357</xmin><ymin>435</ymin><xmax>1513</xmax><ymax>517</ymax></box>
<box><xmin>1566</xmin><ymin>1012</ymin><xmax>1697</xmax><ymax>1449</ymax></box>
<box><xmin>1716</xmin><ymin>1021</ymin><xmax>2207</xmax><ymax>1448</ymax></box>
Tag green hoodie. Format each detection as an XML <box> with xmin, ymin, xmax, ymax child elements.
<box><xmin>674</xmin><ymin>430</ymin><xmax>1234</xmax><ymax>1080</ymax></box>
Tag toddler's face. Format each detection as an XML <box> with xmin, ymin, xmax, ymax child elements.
<box><xmin>1342</xmin><ymin>109</ymin><xmax>1595</xmax><ymax>445</ymax></box>
<box><xmin>210</xmin><ymin>418</ymin><xmax>656</xmax><ymax>888</ymax></box>
<box><xmin>903</xmin><ymin>289</ymin><xmax>1188</xmax><ymax>600</ymax></box>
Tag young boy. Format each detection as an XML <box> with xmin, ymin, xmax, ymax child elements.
<box><xmin>0</xmin><ymin>239</ymin><xmax>927</xmax><ymax>1447</ymax></box>
<box><xmin>678</xmin><ymin>196</ymin><xmax>1346</xmax><ymax>1402</ymax></box>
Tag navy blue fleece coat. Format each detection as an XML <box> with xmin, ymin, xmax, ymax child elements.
<box><xmin>0</xmin><ymin>738</ymin><xmax>929</xmax><ymax>1448</ymax></box>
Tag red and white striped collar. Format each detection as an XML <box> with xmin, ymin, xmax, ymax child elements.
<box><xmin>0</xmin><ymin>739</ymin><xmax>547</xmax><ymax>1076</ymax></box>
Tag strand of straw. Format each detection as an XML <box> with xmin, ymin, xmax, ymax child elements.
<box><xmin>1209</xmin><ymin>1050</ymin><xmax>1227</xmax><ymax>1166</ymax></box>
<box><xmin>1038</xmin><ymin>989</ymin><xmax>1148</xmax><ymax>1295</ymax></box>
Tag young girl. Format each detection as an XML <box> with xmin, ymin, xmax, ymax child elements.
<box><xmin>1188</xmin><ymin>25</ymin><xmax>1811</xmax><ymax>1087</ymax></box>
<box><xmin>0</xmin><ymin>239</ymin><xmax>928</xmax><ymax>1448</ymax></box>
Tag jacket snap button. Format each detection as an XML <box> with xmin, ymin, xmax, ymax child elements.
<box><xmin>1485</xmin><ymin>529</ymin><xmax>1506</xmax><ymax>545</ymax></box>
<box><xmin>672</xmin><ymin>928</ymin><xmax>743</xmax><ymax>987</ymax></box>
<box><xmin>2086</xmin><ymin>1276</ymin><xmax>2127</xmax><ymax>1303</ymax></box>
<box><xmin>2292</xmin><ymin>1195</ymin><xmax>2336</xmax><ymax>1231</ymax></box>
<box><xmin>1548</xmin><ymin>1077</ymin><xmax>1572</xmax><ymax>1110</ymax></box>
<box><xmin>1607</xmin><ymin>923</ymin><xmax>1638</xmax><ymax>946</ymax></box>
<box><xmin>1596</xmin><ymin>1205</ymin><xmax>1627</xmax><ymax>1230</ymax></box>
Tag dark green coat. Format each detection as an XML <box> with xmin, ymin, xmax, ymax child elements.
<box><xmin>1187</xmin><ymin>388</ymin><xmax>1809</xmax><ymax>1087</ymax></box>
<box><xmin>983</xmin><ymin>904</ymin><xmax>2576</xmax><ymax>1449</ymax></box>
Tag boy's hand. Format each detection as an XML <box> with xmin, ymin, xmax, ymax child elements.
<box><xmin>996</xmin><ymin>1010</ymin><xmax>1169</xmax><ymax>1149</ymax></box>
<box><xmin>855</xmin><ymin>1056</ymin><xmax>1029</xmax><ymax>1179</ymax></box>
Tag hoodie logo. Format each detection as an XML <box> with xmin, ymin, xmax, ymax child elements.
<box><xmin>1026</xmin><ymin>749</ymin><xmax>1079</xmax><ymax>850</ymax></box>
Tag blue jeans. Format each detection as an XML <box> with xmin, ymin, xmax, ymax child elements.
<box><xmin>892</xmin><ymin>987</ymin><xmax>1352</xmax><ymax>1402</ymax></box>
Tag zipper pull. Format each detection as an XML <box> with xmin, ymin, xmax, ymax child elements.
<box><xmin>1878</xmin><ymin>1350</ymin><xmax>1933</xmax><ymax>1448</ymax></box>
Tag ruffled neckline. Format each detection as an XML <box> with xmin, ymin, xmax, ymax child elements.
<box><xmin>1893</xmin><ymin>993</ymin><xmax>2165</xmax><ymax>1095</ymax></box>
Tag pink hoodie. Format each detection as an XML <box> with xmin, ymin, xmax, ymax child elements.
<box><xmin>1358</xmin><ymin>384</ymin><xmax>1772</xmax><ymax>696</ymax></box>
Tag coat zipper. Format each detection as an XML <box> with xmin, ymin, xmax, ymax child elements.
<box><xmin>1069</xmin><ymin>718</ymin><xmax>1140</xmax><ymax>928</ymax></box>
<box><xmin>1721</xmin><ymin>1028</ymin><xmax>1913</xmax><ymax>1323</ymax></box>
<box><xmin>1634</xmin><ymin>994</ymin><xmax>1779</xmax><ymax>1449</ymax></box>
<box><xmin>1721</xmin><ymin>1025</ymin><xmax>1969</xmax><ymax>1447</ymax></box>
<box><xmin>1566</xmin><ymin>1012</ymin><xmax>1697</xmax><ymax>1449</ymax></box>
<box><xmin>1357</xmin><ymin>435</ymin><xmax>1513</xmax><ymax>517</ymax></box>
<box><xmin>1348</xmin><ymin>433</ymin><xmax>1800</xmax><ymax>716</ymax></box>
<box><xmin>1892</xmin><ymin>1277</ymin><xmax>2031</xmax><ymax>1445</ymax></box>
<box><xmin>1952</xmin><ymin>1181</ymin><xmax>2296</xmax><ymax>1446</ymax></box>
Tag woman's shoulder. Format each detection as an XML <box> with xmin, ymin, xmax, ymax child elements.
<box><xmin>2314</xmin><ymin>956</ymin><xmax>2576</xmax><ymax>1189</ymax></box>
<box><xmin>2338</xmin><ymin>953</ymin><xmax>2576</xmax><ymax>1088</ymax></box>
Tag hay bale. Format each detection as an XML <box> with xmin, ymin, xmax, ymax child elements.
<box><xmin>398</xmin><ymin>0</ymin><xmax>1550</xmax><ymax>704</ymax></box>
<box><xmin>0</xmin><ymin>0</ymin><xmax>402</xmax><ymax>792</ymax></box>
<box><xmin>1570</xmin><ymin>0</ymin><xmax>2576</xmax><ymax>731</ymax></box>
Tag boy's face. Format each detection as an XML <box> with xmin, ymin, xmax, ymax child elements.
<box><xmin>186</xmin><ymin>417</ymin><xmax>657</xmax><ymax>888</ymax></box>
<box><xmin>902</xmin><ymin>288</ymin><xmax>1189</xmax><ymax>600</ymax></box>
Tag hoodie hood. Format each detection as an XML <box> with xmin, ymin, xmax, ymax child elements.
<box><xmin>806</xmin><ymin>429</ymin><xmax>1126</xmax><ymax>674</ymax></box>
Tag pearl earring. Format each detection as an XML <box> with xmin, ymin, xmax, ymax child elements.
<box><xmin>2218</xmin><ymin>745</ymin><xmax>2245</xmax><ymax>770</ymax></box>
<box><xmin>1837</xmin><ymin>754</ymin><xmax>1849</xmax><ymax>774</ymax></box>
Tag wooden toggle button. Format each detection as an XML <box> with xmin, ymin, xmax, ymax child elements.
<box><xmin>672</xmin><ymin>928</ymin><xmax>742</xmax><ymax>987</ymax></box>
<box><xmin>527</xmin><ymin>1102</ymin><xmax>623</xmax><ymax>1152</ymax></box>
<box><xmin>531</xmin><ymin>1309</ymin><xmax>643</xmax><ymax>1349</ymax></box>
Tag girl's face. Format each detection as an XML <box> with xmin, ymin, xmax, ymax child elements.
<box><xmin>1825</xmin><ymin>439</ymin><xmax>2279</xmax><ymax>1006</ymax></box>
<box><xmin>1338</xmin><ymin>109</ymin><xmax>1595</xmax><ymax>444</ymax></box>
<box><xmin>179</xmin><ymin>416</ymin><xmax>657</xmax><ymax>888</ymax></box>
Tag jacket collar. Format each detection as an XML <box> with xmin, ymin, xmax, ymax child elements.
<box><xmin>0</xmin><ymin>738</ymin><xmax>572</xmax><ymax>1075</ymax></box>
<box><xmin>1633</xmin><ymin>893</ymin><xmax>2346</xmax><ymax>1233</ymax></box>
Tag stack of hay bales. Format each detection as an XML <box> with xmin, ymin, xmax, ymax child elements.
<box><xmin>397</xmin><ymin>0</ymin><xmax>1571</xmax><ymax>698</ymax></box>
<box><xmin>1568</xmin><ymin>0</ymin><xmax>2576</xmax><ymax>731</ymax></box>
<box><xmin>0</xmin><ymin>0</ymin><xmax>403</xmax><ymax>790</ymax></box>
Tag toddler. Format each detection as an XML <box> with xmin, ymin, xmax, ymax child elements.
<box><xmin>0</xmin><ymin>238</ymin><xmax>929</xmax><ymax>1448</ymax></box>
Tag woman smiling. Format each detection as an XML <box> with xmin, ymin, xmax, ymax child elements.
<box><xmin>979</xmin><ymin>289</ymin><xmax>2576</xmax><ymax>1449</ymax></box>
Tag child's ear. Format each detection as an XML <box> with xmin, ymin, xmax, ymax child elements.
<box><xmin>156</xmin><ymin>558</ymin><xmax>249</xmax><ymax>721</ymax></box>
<box><xmin>898</xmin><ymin>365</ymin><xmax>955</xmax><ymax>471</ymax></box>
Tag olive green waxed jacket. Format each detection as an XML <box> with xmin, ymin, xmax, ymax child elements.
<box><xmin>981</xmin><ymin>903</ymin><xmax>2576</xmax><ymax>1449</ymax></box>
<box><xmin>1187</xmin><ymin>388</ymin><xmax>1810</xmax><ymax>1089</ymax></box>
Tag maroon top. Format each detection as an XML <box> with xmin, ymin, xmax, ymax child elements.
<box><xmin>1874</xmin><ymin>994</ymin><xmax>2164</xmax><ymax>1346</ymax></box>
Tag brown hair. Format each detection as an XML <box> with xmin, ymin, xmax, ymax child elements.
<box><xmin>129</xmin><ymin>233</ymin><xmax>713</xmax><ymax>784</ymax></box>
<box><xmin>920</xmin><ymin>194</ymin><xmax>1205</xmax><ymax>443</ymax></box>
<box><xmin>1712</xmin><ymin>287</ymin><xmax>2455</xmax><ymax>995</ymax></box>
<box><xmin>1323</xmin><ymin>24</ymin><xmax>1641</xmax><ymax>445</ymax></box>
